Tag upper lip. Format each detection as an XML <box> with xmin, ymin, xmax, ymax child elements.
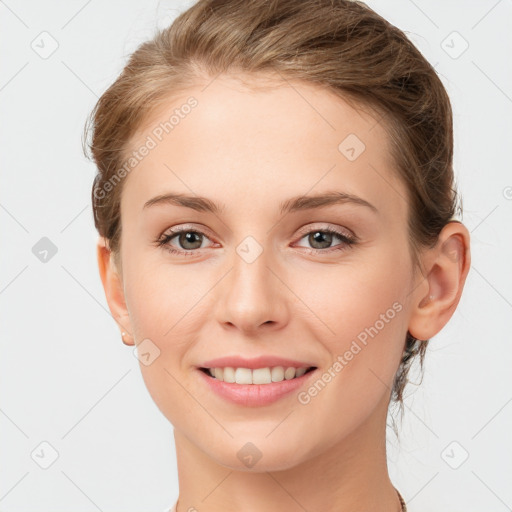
<box><xmin>199</xmin><ymin>355</ymin><xmax>317</xmax><ymax>370</ymax></box>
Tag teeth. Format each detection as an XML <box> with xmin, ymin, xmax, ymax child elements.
<box><xmin>271</xmin><ymin>366</ymin><xmax>284</xmax><ymax>382</ymax></box>
<box><xmin>251</xmin><ymin>367</ymin><xmax>270</xmax><ymax>385</ymax></box>
<box><xmin>284</xmin><ymin>367</ymin><xmax>296</xmax><ymax>380</ymax></box>
<box><xmin>205</xmin><ymin>366</ymin><xmax>311</xmax><ymax>384</ymax></box>
<box><xmin>223</xmin><ymin>367</ymin><xmax>236</xmax><ymax>383</ymax></box>
<box><xmin>295</xmin><ymin>367</ymin><xmax>307</xmax><ymax>378</ymax></box>
<box><xmin>235</xmin><ymin>368</ymin><xmax>253</xmax><ymax>384</ymax></box>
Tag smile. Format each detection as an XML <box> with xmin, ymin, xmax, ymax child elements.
<box><xmin>200</xmin><ymin>366</ymin><xmax>317</xmax><ymax>385</ymax></box>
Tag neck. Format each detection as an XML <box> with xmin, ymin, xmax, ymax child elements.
<box><xmin>173</xmin><ymin>394</ymin><xmax>401</xmax><ymax>512</ymax></box>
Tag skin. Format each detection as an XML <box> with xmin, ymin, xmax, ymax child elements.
<box><xmin>97</xmin><ymin>73</ymin><xmax>471</xmax><ymax>512</ymax></box>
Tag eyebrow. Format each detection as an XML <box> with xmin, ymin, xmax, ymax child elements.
<box><xmin>142</xmin><ymin>191</ymin><xmax>378</xmax><ymax>215</ymax></box>
<box><xmin>143</xmin><ymin>193</ymin><xmax>223</xmax><ymax>214</ymax></box>
<box><xmin>278</xmin><ymin>191</ymin><xmax>378</xmax><ymax>216</ymax></box>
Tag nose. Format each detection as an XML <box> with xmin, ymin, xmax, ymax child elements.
<box><xmin>215</xmin><ymin>246</ymin><xmax>290</xmax><ymax>335</ymax></box>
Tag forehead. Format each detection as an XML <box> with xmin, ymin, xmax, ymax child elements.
<box><xmin>122</xmin><ymin>74</ymin><xmax>408</xmax><ymax>222</ymax></box>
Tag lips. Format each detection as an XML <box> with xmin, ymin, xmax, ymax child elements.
<box><xmin>197</xmin><ymin>363</ymin><xmax>319</xmax><ymax>406</ymax></box>
<box><xmin>196</xmin><ymin>355</ymin><xmax>319</xmax><ymax>406</ymax></box>
<box><xmin>199</xmin><ymin>355</ymin><xmax>316</xmax><ymax>370</ymax></box>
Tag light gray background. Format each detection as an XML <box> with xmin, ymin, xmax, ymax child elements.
<box><xmin>1</xmin><ymin>1</ymin><xmax>511</xmax><ymax>511</ymax></box>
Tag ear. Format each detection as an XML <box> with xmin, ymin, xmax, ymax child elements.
<box><xmin>408</xmin><ymin>221</ymin><xmax>471</xmax><ymax>341</ymax></box>
<box><xmin>96</xmin><ymin>236</ymin><xmax>135</xmax><ymax>346</ymax></box>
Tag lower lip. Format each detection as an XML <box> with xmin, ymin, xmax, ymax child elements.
<box><xmin>196</xmin><ymin>368</ymin><xmax>317</xmax><ymax>407</ymax></box>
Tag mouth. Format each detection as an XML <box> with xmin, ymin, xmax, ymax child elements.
<box><xmin>199</xmin><ymin>365</ymin><xmax>317</xmax><ymax>385</ymax></box>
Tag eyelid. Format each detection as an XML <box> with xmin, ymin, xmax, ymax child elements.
<box><xmin>294</xmin><ymin>222</ymin><xmax>354</xmax><ymax>240</ymax></box>
<box><xmin>162</xmin><ymin>223</ymin><xmax>216</xmax><ymax>240</ymax></box>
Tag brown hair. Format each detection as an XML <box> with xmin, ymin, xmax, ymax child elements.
<box><xmin>84</xmin><ymin>0</ymin><xmax>461</xmax><ymax>424</ymax></box>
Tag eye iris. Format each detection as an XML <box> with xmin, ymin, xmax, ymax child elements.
<box><xmin>309</xmin><ymin>231</ymin><xmax>332</xmax><ymax>249</ymax></box>
<box><xmin>179</xmin><ymin>231</ymin><xmax>202</xmax><ymax>250</ymax></box>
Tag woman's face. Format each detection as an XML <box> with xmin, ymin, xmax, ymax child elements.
<box><xmin>107</xmin><ymin>74</ymin><xmax>425</xmax><ymax>470</ymax></box>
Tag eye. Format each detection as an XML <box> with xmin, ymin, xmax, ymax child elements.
<box><xmin>294</xmin><ymin>227</ymin><xmax>357</xmax><ymax>253</ymax></box>
<box><xmin>155</xmin><ymin>225</ymin><xmax>357</xmax><ymax>257</ymax></box>
<box><xmin>156</xmin><ymin>226</ymin><xmax>214</xmax><ymax>255</ymax></box>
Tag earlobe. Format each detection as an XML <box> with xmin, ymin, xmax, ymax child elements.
<box><xmin>121</xmin><ymin>331</ymin><xmax>135</xmax><ymax>346</ymax></box>
<box><xmin>96</xmin><ymin>237</ymin><xmax>135</xmax><ymax>346</ymax></box>
<box><xmin>408</xmin><ymin>222</ymin><xmax>471</xmax><ymax>342</ymax></box>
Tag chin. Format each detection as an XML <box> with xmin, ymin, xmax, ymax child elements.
<box><xmin>208</xmin><ymin>439</ymin><xmax>312</xmax><ymax>473</ymax></box>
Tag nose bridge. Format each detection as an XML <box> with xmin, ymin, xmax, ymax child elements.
<box><xmin>216</xmin><ymin>233</ymin><xmax>286</xmax><ymax>331</ymax></box>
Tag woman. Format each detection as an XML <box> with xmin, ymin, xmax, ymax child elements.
<box><xmin>86</xmin><ymin>0</ymin><xmax>471</xmax><ymax>510</ymax></box>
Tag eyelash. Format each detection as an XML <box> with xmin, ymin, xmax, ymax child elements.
<box><xmin>155</xmin><ymin>225</ymin><xmax>357</xmax><ymax>256</ymax></box>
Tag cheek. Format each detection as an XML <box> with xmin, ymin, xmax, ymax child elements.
<box><xmin>290</xmin><ymin>248</ymin><xmax>410</xmax><ymax>393</ymax></box>
<box><xmin>124</xmin><ymin>253</ymin><xmax>203</xmax><ymax>339</ymax></box>
<box><xmin>292</xmin><ymin>249</ymin><xmax>409</xmax><ymax>343</ymax></box>
<box><xmin>288</xmin><ymin>266</ymin><xmax>408</xmax><ymax>441</ymax></box>
<box><xmin>122</xmin><ymin>259</ymin><xmax>203</xmax><ymax>423</ymax></box>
